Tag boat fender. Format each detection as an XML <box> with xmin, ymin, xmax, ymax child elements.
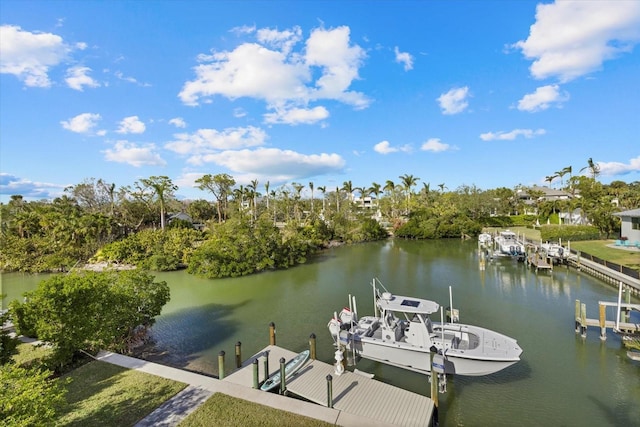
<box><xmin>334</xmin><ymin>348</ymin><xmax>345</xmax><ymax>375</ymax></box>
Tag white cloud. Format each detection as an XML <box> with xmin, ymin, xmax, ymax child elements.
<box><xmin>114</xmin><ymin>70</ymin><xmax>151</xmax><ymax>87</ymax></box>
<box><xmin>437</xmin><ymin>87</ymin><xmax>470</xmax><ymax>115</ymax></box>
<box><xmin>117</xmin><ymin>116</ymin><xmax>146</xmax><ymax>134</ymax></box>
<box><xmin>198</xmin><ymin>147</ymin><xmax>345</xmax><ymax>179</ymax></box>
<box><xmin>513</xmin><ymin>1</ymin><xmax>640</xmax><ymax>82</ymax></box>
<box><xmin>256</xmin><ymin>26</ymin><xmax>302</xmax><ymax>55</ymax></box>
<box><xmin>517</xmin><ymin>84</ymin><xmax>569</xmax><ymax>112</ymax></box>
<box><xmin>394</xmin><ymin>46</ymin><xmax>414</xmax><ymax>71</ymax></box>
<box><xmin>421</xmin><ymin>138</ymin><xmax>454</xmax><ymax>152</ymax></box>
<box><xmin>60</xmin><ymin>112</ymin><xmax>102</xmax><ymax>134</ymax></box>
<box><xmin>0</xmin><ymin>173</ymin><xmax>66</xmax><ymax>199</ymax></box>
<box><xmin>480</xmin><ymin>128</ymin><xmax>546</xmax><ymax>141</ymax></box>
<box><xmin>263</xmin><ymin>105</ymin><xmax>329</xmax><ymax>125</ymax></box>
<box><xmin>598</xmin><ymin>155</ymin><xmax>640</xmax><ymax>176</ymax></box>
<box><xmin>179</xmin><ymin>25</ymin><xmax>370</xmax><ymax>116</ymax></box>
<box><xmin>65</xmin><ymin>66</ymin><xmax>100</xmax><ymax>91</ymax></box>
<box><xmin>0</xmin><ymin>25</ymin><xmax>73</xmax><ymax>87</ymax></box>
<box><xmin>102</xmin><ymin>140</ymin><xmax>166</xmax><ymax>167</ymax></box>
<box><xmin>169</xmin><ymin>117</ymin><xmax>187</xmax><ymax>128</ymax></box>
<box><xmin>165</xmin><ymin>126</ymin><xmax>267</xmax><ymax>162</ymax></box>
<box><xmin>373</xmin><ymin>140</ymin><xmax>412</xmax><ymax>154</ymax></box>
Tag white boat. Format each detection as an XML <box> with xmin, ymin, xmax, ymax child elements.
<box><xmin>328</xmin><ymin>279</ymin><xmax>523</xmax><ymax>377</ymax></box>
<box><xmin>260</xmin><ymin>350</ymin><xmax>310</xmax><ymax>391</ymax></box>
<box><xmin>494</xmin><ymin>230</ymin><xmax>525</xmax><ymax>259</ymax></box>
<box><xmin>541</xmin><ymin>242</ymin><xmax>566</xmax><ymax>263</ymax></box>
<box><xmin>478</xmin><ymin>233</ymin><xmax>492</xmax><ymax>246</ymax></box>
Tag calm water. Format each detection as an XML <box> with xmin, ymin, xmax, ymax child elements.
<box><xmin>3</xmin><ymin>239</ymin><xmax>639</xmax><ymax>426</ymax></box>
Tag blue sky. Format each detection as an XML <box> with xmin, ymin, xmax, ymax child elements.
<box><xmin>1</xmin><ymin>0</ymin><xmax>639</xmax><ymax>202</ymax></box>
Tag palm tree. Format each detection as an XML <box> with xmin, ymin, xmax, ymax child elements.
<box><xmin>544</xmin><ymin>175</ymin><xmax>556</xmax><ymax>187</ymax></box>
<box><xmin>437</xmin><ymin>183</ymin><xmax>447</xmax><ymax>192</ymax></box>
<box><xmin>317</xmin><ymin>186</ymin><xmax>327</xmax><ymax>213</ymax></box>
<box><xmin>247</xmin><ymin>179</ymin><xmax>259</xmax><ymax>220</ymax></box>
<box><xmin>292</xmin><ymin>182</ymin><xmax>304</xmax><ymax>221</ymax></box>
<box><xmin>342</xmin><ymin>180</ymin><xmax>354</xmax><ymax>202</ymax></box>
<box><xmin>399</xmin><ymin>174</ymin><xmax>419</xmax><ymax>214</ymax></box>
<box><xmin>309</xmin><ymin>181</ymin><xmax>315</xmax><ymax>213</ymax></box>
<box><xmin>580</xmin><ymin>157</ymin><xmax>600</xmax><ymax>180</ymax></box>
<box><xmin>139</xmin><ymin>176</ymin><xmax>177</xmax><ymax>231</ymax></box>
<box><xmin>264</xmin><ymin>181</ymin><xmax>270</xmax><ymax>210</ymax></box>
<box><xmin>369</xmin><ymin>182</ymin><xmax>382</xmax><ymax>208</ymax></box>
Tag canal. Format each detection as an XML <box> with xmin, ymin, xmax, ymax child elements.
<box><xmin>2</xmin><ymin>239</ymin><xmax>639</xmax><ymax>426</ymax></box>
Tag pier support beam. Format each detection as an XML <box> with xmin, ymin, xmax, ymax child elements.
<box><xmin>309</xmin><ymin>333</ymin><xmax>316</xmax><ymax>360</ymax></box>
<box><xmin>235</xmin><ymin>341</ymin><xmax>242</xmax><ymax>368</ymax></box>
<box><xmin>252</xmin><ymin>359</ymin><xmax>259</xmax><ymax>389</ymax></box>
<box><xmin>269</xmin><ymin>322</ymin><xmax>276</xmax><ymax>345</ymax></box>
<box><xmin>279</xmin><ymin>357</ymin><xmax>286</xmax><ymax>395</ymax></box>
<box><xmin>218</xmin><ymin>351</ymin><xmax>225</xmax><ymax>380</ymax></box>
<box><xmin>326</xmin><ymin>375</ymin><xmax>333</xmax><ymax>408</ymax></box>
<box><xmin>599</xmin><ymin>303</ymin><xmax>606</xmax><ymax>341</ymax></box>
<box><xmin>581</xmin><ymin>303</ymin><xmax>587</xmax><ymax>338</ymax></box>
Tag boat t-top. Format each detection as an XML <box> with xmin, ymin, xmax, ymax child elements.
<box><xmin>494</xmin><ymin>230</ymin><xmax>526</xmax><ymax>259</ymax></box>
<box><xmin>328</xmin><ymin>278</ymin><xmax>523</xmax><ymax>376</ymax></box>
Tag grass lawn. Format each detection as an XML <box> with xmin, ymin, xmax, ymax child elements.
<box><xmin>179</xmin><ymin>392</ymin><xmax>332</xmax><ymax>427</ymax></box>
<box><xmin>57</xmin><ymin>360</ymin><xmax>186</xmax><ymax>426</ymax></box>
<box><xmin>9</xmin><ymin>344</ymin><xmax>187</xmax><ymax>427</ymax></box>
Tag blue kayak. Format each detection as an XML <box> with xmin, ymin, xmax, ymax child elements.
<box><xmin>260</xmin><ymin>350</ymin><xmax>310</xmax><ymax>391</ymax></box>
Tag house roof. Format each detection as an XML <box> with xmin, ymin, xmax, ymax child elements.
<box><xmin>518</xmin><ymin>185</ymin><xmax>572</xmax><ymax>198</ymax></box>
<box><xmin>613</xmin><ymin>208</ymin><xmax>640</xmax><ymax>218</ymax></box>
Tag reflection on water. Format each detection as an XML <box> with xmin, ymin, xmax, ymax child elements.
<box><xmin>3</xmin><ymin>239</ymin><xmax>639</xmax><ymax>426</ymax></box>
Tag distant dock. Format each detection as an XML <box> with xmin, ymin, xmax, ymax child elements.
<box><xmin>224</xmin><ymin>345</ymin><xmax>435</xmax><ymax>427</ymax></box>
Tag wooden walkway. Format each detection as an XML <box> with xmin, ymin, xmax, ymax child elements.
<box><xmin>526</xmin><ymin>253</ymin><xmax>552</xmax><ymax>272</ymax></box>
<box><xmin>224</xmin><ymin>345</ymin><xmax>434</xmax><ymax>427</ymax></box>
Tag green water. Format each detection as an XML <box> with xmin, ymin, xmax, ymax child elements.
<box><xmin>3</xmin><ymin>239</ymin><xmax>639</xmax><ymax>426</ymax></box>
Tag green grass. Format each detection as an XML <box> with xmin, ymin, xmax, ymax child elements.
<box><xmin>179</xmin><ymin>392</ymin><xmax>332</xmax><ymax>427</ymax></box>
<box><xmin>56</xmin><ymin>360</ymin><xmax>187</xmax><ymax>426</ymax></box>
<box><xmin>12</xmin><ymin>342</ymin><xmax>53</xmax><ymax>368</ymax></box>
<box><xmin>569</xmin><ymin>240</ymin><xmax>640</xmax><ymax>271</ymax></box>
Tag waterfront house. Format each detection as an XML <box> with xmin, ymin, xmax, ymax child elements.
<box><xmin>613</xmin><ymin>208</ymin><xmax>640</xmax><ymax>242</ymax></box>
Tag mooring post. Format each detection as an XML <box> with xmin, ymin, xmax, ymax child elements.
<box><xmin>599</xmin><ymin>303</ymin><xmax>607</xmax><ymax>341</ymax></box>
<box><xmin>279</xmin><ymin>357</ymin><xmax>286</xmax><ymax>395</ymax></box>
<box><xmin>580</xmin><ymin>303</ymin><xmax>587</xmax><ymax>338</ymax></box>
<box><xmin>269</xmin><ymin>322</ymin><xmax>276</xmax><ymax>345</ymax></box>
<box><xmin>575</xmin><ymin>300</ymin><xmax>581</xmax><ymax>333</ymax></box>
<box><xmin>309</xmin><ymin>333</ymin><xmax>317</xmax><ymax>360</ymax></box>
<box><xmin>429</xmin><ymin>351</ymin><xmax>439</xmax><ymax>410</ymax></box>
<box><xmin>235</xmin><ymin>341</ymin><xmax>242</xmax><ymax>368</ymax></box>
<box><xmin>218</xmin><ymin>351</ymin><xmax>225</xmax><ymax>380</ymax></box>
<box><xmin>263</xmin><ymin>351</ymin><xmax>269</xmax><ymax>383</ymax></box>
<box><xmin>326</xmin><ymin>374</ymin><xmax>333</xmax><ymax>408</ymax></box>
<box><xmin>624</xmin><ymin>287</ymin><xmax>631</xmax><ymax>323</ymax></box>
<box><xmin>252</xmin><ymin>359</ymin><xmax>259</xmax><ymax>389</ymax></box>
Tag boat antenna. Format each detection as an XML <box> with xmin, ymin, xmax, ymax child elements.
<box><xmin>441</xmin><ymin>306</ymin><xmax>445</xmax><ymax>352</ymax></box>
<box><xmin>449</xmin><ymin>286</ymin><xmax>454</xmax><ymax>324</ymax></box>
<box><xmin>373</xmin><ymin>278</ymin><xmax>378</xmax><ymax>318</ymax></box>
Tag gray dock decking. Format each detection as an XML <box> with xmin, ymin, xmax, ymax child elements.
<box><xmin>224</xmin><ymin>345</ymin><xmax>435</xmax><ymax>427</ymax></box>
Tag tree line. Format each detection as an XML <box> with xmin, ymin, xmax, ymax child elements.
<box><xmin>1</xmin><ymin>170</ymin><xmax>639</xmax><ymax>275</ymax></box>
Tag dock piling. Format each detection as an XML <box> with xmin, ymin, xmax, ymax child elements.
<box><xmin>309</xmin><ymin>333</ymin><xmax>316</xmax><ymax>360</ymax></box>
<box><xmin>262</xmin><ymin>351</ymin><xmax>269</xmax><ymax>383</ymax></box>
<box><xmin>218</xmin><ymin>351</ymin><xmax>225</xmax><ymax>380</ymax></box>
<box><xmin>252</xmin><ymin>359</ymin><xmax>259</xmax><ymax>389</ymax></box>
<box><xmin>326</xmin><ymin>374</ymin><xmax>333</xmax><ymax>408</ymax></box>
<box><xmin>269</xmin><ymin>322</ymin><xmax>276</xmax><ymax>345</ymax></box>
<box><xmin>235</xmin><ymin>341</ymin><xmax>242</xmax><ymax>368</ymax></box>
<box><xmin>279</xmin><ymin>357</ymin><xmax>286</xmax><ymax>395</ymax></box>
<box><xmin>581</xmin><ymin>303</ymin><xmax>587</xmax><ymax>338</ymax></box>
<box><xmin>599</xmin><ymin>303</ymin><xmax>606</xmax><ymax>341</ymax></box>
<box><xmin>575</xmin><ymin>300</ymin><xmax>581</xmax><ymax>333</ymax></box>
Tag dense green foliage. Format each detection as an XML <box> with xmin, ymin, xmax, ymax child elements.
<box><xmin>0</xmin><ymin>311</ymin><xmax>18</xmax><ymax>365</ymax></box>
<box><xmin>9</xmin><ymin>271</ymin><xmax>170</xmax><ymax>370</ymax></box>
<box><xmin>540</xmin><ymin>225</ymin><xmax>601</xmax><ymax>242</ymax></box>
<box><xmin>0</xmin><ymin>363</ymin><xmax>68</xmax><ymax>427</ymax></box>
<box><xmin>1</xmin><ymin>172</ymin><xmax>639</xmax><ymax>274</ymax></box>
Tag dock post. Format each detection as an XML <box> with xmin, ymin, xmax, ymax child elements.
<box><xmin>235</xmin><ymin>341</ymin><xmax>242</xmax><ymax>368</ymax></box>
<box><xmin>262</xmin><ymin>351</ymin><xmax>269</xmax><ymax>383</ymax></box>
<box><xmin>279</xmin><ymin>357</ymin><xmax>286</xmax><ymax>395</ymax></box>
<box><xmin>624</xmin><ymin>287</ymin><xmax>631</xmax><ymax>323</ymax></box>
<box><xmin>581</xmin><ymin>303</ymin><xmax>587</xmax><ymax>338</ymax></box>
<box><xmin>599</xmin><ymin>303</ymin><xmax>607</xmax><ymax>341</ymax></box>
<box><xmin>252</xmin><ymin>359</ymin><xmax>259</xmax><ymax>389</ymax></box>
<box><xmin>429</xmin><ymin>352</ymin><xmax>439</xmax><ymax>410</ymax></box>
<box><xmin>326</xmin><ymin>375</ymin><xmax>333</xmax><ymax>408</ymax></box>
<box><xmin>218</xmin><ymin>351</ymin><xmax>225</xmax><ymax>380</ymax></box>
<box><xmin>575</xmin><ymin>300</ymin><xmax>581</xmax><ymax>333</ymax></box>
<box><xmin>269</xmin><ymin>322</ymin><xmax>276</xmax><ymax>345</ymax></box>
<box><xmin>309</xmin><ymin>333</ymin><xmax>317</xmax><ymax>360</ymax></box>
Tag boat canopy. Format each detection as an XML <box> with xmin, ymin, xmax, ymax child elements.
<box><xmin>378</xmin><ymin>293</ymin><xmax>439</xmax><ymax>314</ymax></box>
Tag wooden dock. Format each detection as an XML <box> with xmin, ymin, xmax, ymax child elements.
<box><xmin>526</xmin><ymin>253</ymin><xmax>552</xmax><ymax>272</ymax></box>
<box><xmin>224</xmin><ymin>345</ymin><xmax>435</xmax><ymax>427</ymax></box>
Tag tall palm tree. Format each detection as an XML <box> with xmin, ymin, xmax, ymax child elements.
<box><xmin>309</xmin><ymin>181</ymin><xmax>314</xmax><ymax>213</ymax></box>
<box><xmin>342</xmin><ymin>180</ymin><xmax>354</xmax><ymax>202</ymax></box>
<box><xmin>264</xmin><ymin>180</ymin><xmax>270</xmax><ymax>210</ymax></box>
<box><xmin>437</xmin><ymin>183</ymin><xmax>447</xmax><ymax>192</ymax></box>
<box><xmin>369</xmin><ymin>182</ymin><xmax>382</xmax><ymax>208</ymax></box>
<box><xmin>399</xmin><ymin>174</ymin><xmax>419</xmax><ymax>214</ymax></box>
<box><xmin>292</xmin><ymin>182</ymin><xmax>304</xmax><ymax>221</ymax></box>
<box><xmin>544</xmin><ymin>175</ymin><xmax>556</xmax><ymax>187</ymax></box>
<box><xmin>248</xmin><ymin>179</ymin><xmax>259</xmax><ymax>220</ymax></box>
<box><xmin>139</xmin><ymin>176</ymin><xmax>177</xmax><ymax>231</ymax></box>
<box><xmin>317</xmin><ymin>186</ymin><xmax>327</xmax><ymax>213</ymax></box>
<box><xmin>580</xmin><ymin>157</ymin><xmax>600</xmax><ymax>180</ymax></box>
